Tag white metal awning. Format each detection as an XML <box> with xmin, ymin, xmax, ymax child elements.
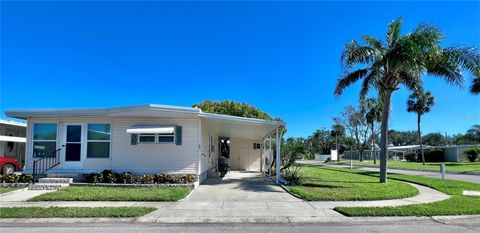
<box><xmin>0</xmin><ymin>135</ymin><xmax>26</xmax><ymax>143</ymax></box>
<box><xmin>126</xmin><ymin>126</ymin><xmax>175</xmax><ymax>134</ymax></box>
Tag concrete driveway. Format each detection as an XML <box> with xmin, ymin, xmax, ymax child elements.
<box><xmin>186</xmin><ymin>171</ymin><xmax>300</xmax><ymax>202</ymax></box>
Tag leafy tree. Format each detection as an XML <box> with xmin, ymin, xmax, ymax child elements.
<box><xmin>334</xmin><ymin>17</ymin><xmax>480</xmax><ymax>182</ymax></box>
<box><xmin>333</xmin><ymin>105</ymin><xmax>369</xmax><ymax>161</ymax></box>
<box><xmin>422</xmin><ymin>133</ymin><xmax>447</xmax><ymax>146</ymax></box>
<box><xmin>308</xmin><ymin>129</ymin><xmax>336</xmax><ymax>155</ymax></box>
<box><xmin>388</xmin><ymin>130</ymin><xmax>418</xmax><ymax>146</ymax></box>
<box><xmin>363</xmin><ymin>98</ymin><xmax>382</xmax><ymax>164</ymax></box>
<box><xmin>466</xmin><ymin>124</ymin><xmax>480</xmax><ymax>143</ymax></box>
<box><xmin>193</xmin><ymin>100</ymin><xmax>282</xmax><ymax>121</ymax></box>
<box><xmin>407</xmin><ymin>90</ymin><xmax>435</xmax><ymax>165</ymax></box>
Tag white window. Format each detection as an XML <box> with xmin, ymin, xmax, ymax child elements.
<box><xmin>86</xmin><ymin>124</ymin><xmax>111</xmax><ymax>158</ymax></box>
<box><xmin>33</xmin><ymin>123</ymin><xmax>57</xmax><ymax>158</ymax></box>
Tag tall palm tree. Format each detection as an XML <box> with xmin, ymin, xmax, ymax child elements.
<box><xmin>334</xmin><ymin>17</ymin><xmax>480</xmax><ymax>182</ymax></box>
<box><xmin>363</xmin><ymin>98</ymin><xmax>382</xmax><ymax>164</ymax></box>
<box><xmin>407</xmin><ymin>90</ymin><xmax>435</xmax><ymax>165</ymax></box>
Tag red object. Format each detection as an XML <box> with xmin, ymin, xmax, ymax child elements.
<box><xmin>0</xmin><ymin>156</ymin><xmax>20</xmax><ymax>173</ymax></box>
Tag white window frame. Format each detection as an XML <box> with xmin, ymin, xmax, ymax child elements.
<box><xmin>32</xmin><ymin>123</ymin><xmax>58</xmax><ymax>158</ymax></box>
<box><xmin>138</xmin><ymin>133</ymin><xmax>156</xmax><ymax>144</ymax></box>
<box><xmin>86</xmin><ymin>123</ymin><xmax>111</xmax><ymax>159</ymax></box>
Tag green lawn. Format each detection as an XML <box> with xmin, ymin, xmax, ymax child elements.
<box><xmin>0</xmin><ymin>207</ymin><xmax>156</xmax><ymax>218</ymax></box>
<box><xmin>330</xmin><ymin>167</ymin><xmax>480</xmax><ymax>216</ymax></box>
<box><xmin>30</xmin><ymin>186</ymin><xmax>191</xmax><ymax>201</ymax></box>
<box><xmin>336</xmin><ymin>160</ymin><xmax>480</xmax><ymax>173</ymax></box>
<box><xmin>286</xmin><ymin>166</ymin><xmax>419</xmax><ymax>201</ymax></box>
<box><xmin>0</xmin><ymin>187</ymin><xmax>21</xmax><ymax>194</ymax></box>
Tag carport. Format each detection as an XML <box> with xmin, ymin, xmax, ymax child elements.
<box><xmin>199</xmin><ymin>112</ymin><xmax>285</xmax><ymax>184</ymax></box>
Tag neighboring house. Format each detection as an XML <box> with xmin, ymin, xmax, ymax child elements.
<box><xmin>438</xmin><ymin>144</ymin><xmax>480</xmax><ymax>162</ymax></box>
<box><xmin>0</xmin><ymin>119</ymin><xmax>27</xmax><ymax>169</ymax></box>
<box><xmin>342</xmin><ymin>145</ymin><xmax>434</xmax><ymax>161</ymax></box>
<box><xmin>5</xmin><ymin>104</ymin><xmax>285</xmax><ymax>183</ymax></box>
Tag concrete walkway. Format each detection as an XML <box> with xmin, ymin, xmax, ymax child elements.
<box><xmin>298</xmin><ymin>160</ymin><xmax>480</xmax><ymax>184</ymax></box>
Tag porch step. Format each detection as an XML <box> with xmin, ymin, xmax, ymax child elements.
<box><xmin>28</xmin><ymin>183</ymin><xmax>69</xmax><ymax>190</ymax></box>
<box><xmin>38</xmin><ymin>178</ymin><xmax>73</xmax><ymax>184</ymax></box>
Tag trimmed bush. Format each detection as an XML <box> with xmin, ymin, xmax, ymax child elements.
<box><xmin>464</xmin><ymin>148</ymin><xmax>480</xmax><ymax>162</ymax></box>
<box><xmin>405</xmin><ymin>153</ymin><xmax>417</xmax><ymax>162</ymax></box>
<box><xmin>81</xmin><ymin>170</ymin><xmax>196</xmax><ymax>184</ymax></box>
<box><xmin>424</xmin><ymin>148</ymin><xmax>444</xmax><ymax>162</ymax></box>
<box><xmin>0</xmin><ymin>174</ymin><xmax>33</xmax><ymax>183</ymax></box>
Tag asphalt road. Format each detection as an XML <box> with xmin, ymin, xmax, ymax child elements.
<box><xmin>2</xmin><ymin>220</ymin><xmax>480</xmax><ymax>233</ymax></box>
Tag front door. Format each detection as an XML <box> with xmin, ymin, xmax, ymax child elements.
<box><xmin>63</xmin><ymin>124</ymin><xmax>83</xmax><ymax>169</ymax></box>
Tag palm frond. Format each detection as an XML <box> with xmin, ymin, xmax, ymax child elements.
<box><xmin>334</xmin><ymin>68</ymin><xmax>370</xmax><ymax>97</ymax></box>
<box><xmin>471</xmin><ymin>76</ymin><xmax>480</xmax><ymax>94</ymax></box>
<box><xmin>341</xmin><ymin>40</ymin><xmax>377</xmax><ymax>70</ymax></box>
<box><xmin>386</xmin><ymin>17</ymin><xmax>403</xmax><ymax>47</ymax></box>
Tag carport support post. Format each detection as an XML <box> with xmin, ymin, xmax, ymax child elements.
<box><xmin>275</xmin><ymin>127</ymin><xmax>281</xmax><ymax>184</ymax></box>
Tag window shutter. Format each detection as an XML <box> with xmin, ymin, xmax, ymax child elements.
<box><xmin>175</xmin><ymin>126</ymin><xmax>182</xmax><ymax>145</ymax></box>
<box><xmin>131</xmin><ymin>134</ymin><xmax>138</xmax><ymax>145</ymax></box>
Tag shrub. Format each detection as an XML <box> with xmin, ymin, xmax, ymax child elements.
<box><xmin>0</xmin><ymin>174</ymin><xmax>32</xmax><ymax>183</ymax></box>
<box><xmin>141</xmin><ymin>175</ymin><xmax>155</xmax><ymax>184</ymax></box>
<box><xmin>18</xmin><ymin>174</ymin><xmax>33</xmax><ymax>183</ymax></box>
<box><xmin>120</xmin><ymin>172</ymin><xmax>135</xmax><ymax>184</ymax></box>
<box><xmin>424</xmin><ymin>148</ymin><xmax>444</xmax><ymax>162</ymax></box>
<box><xmin>464</xmin><ymin>148</ymin><xmax>480</xmax><ymax>162</ymax></box>
<box><xmin>325</xmin><ymin>157</ymin><xmax>332</xmax><ymax>163</ymax></box>
<box><xmin>282</xmin><ymin>164</ymin><xmax>303</xmax><ymax>185</ymax></box>
<box><xmin>405</xmin><ymin>153</ymin><xmax>417</xmax><ymax>162</ymax></box>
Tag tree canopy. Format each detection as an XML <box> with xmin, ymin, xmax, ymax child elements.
<box><xmin>193</xmin><ymin>100</ymin><xmax>283</xmax><ymax>122</ymax></box>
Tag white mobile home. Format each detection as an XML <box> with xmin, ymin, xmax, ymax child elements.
<box><xmin>6</xmin><ymin>104</ymin><xmax>285</xmax><ymax>183</ymax></box>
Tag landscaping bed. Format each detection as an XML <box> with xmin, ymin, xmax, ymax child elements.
<box><xmin>285</xmin><ymin>166</ymin><xmax>419</xmax><ymax>201</ymax></box>
<box><xmin>329</xmin><ymin>167</ymin><xmax>480</xmax><ymax>216</ymax></box>
<box><xmin>29</xmin><ymin>186</ymin><xmax>192</xmax><ymax>201</ymax></box>
<box><xmin>0</xmin><ymin>207</ymin><xmax>156</xmax><ymax>218</ymax></box>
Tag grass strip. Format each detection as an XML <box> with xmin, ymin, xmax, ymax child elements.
<box><xmin>0</xmin><ymin>207</ymin><xmax>156</xmax><ymax>218</ymax></box>
<box><xmin>286</xmin><ymin>166</ymin><xmax>419</xmax><ymax>201</ymax></box>
<box><xmin>30</xmin><ymin>186</ymin><xmax>191</xmax><ymax>201</ymax></box>
<box><xmin>322</xmin><ymin>166</ymin><xmax>480</xmax><ymax>216</ymax></box>
<box><xmin>0</xmin><ymin>187</ymin><xmax>21</xmax><ymax>194</ymax></box>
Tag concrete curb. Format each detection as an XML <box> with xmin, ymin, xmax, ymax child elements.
<box><xmin>0</xmin><ymin>215</ymin><xmax>478</xmax><ymax>224</ymax></box>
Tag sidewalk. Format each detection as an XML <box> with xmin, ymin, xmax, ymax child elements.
<box><xmin>0</xmin><ymin>181</ymin><xmax>450</xmax><ymax>223</ymax></box>
<box><xmin>298</xmin><ymin>160</ymin><xmax>480</xmax><ymax>184</ymax></box>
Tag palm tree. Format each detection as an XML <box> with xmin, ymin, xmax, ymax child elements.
<box><xmin>407</xmin><ymin>90</ymin><xmax>435</xmax><ymax>165</ymax></box>
<box><xmin>334</xmin><ymin>17</ymin><xmax>480</xmax><ymax>182</ymax></box>
<box><xmin>363</xmin><ymin>98</ymin><xmax>382</xmax><ymax>164</ymax></box>
<box><xmin>331</xmin><ymin>124</ymin><xmax>345</xmax><ymax>161</ymax></box>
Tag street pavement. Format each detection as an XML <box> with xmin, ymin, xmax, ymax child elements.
<box><xmin>2</xmin><ymin>216</ymin><xmax>480</xmax><ymax>233</ymax></box>
<box><xmin>298</xmin><ymin>160</ymin><xmax>480</xmax><ymax>184</ymax></box>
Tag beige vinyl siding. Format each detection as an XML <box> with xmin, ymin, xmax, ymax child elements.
<box><xmin>229</xmin><ymin>137</ymin><xmax>261</xmax><ymax>171</ymax></box>
<box><xmin>25</xmin><ymin>116</ymin><xmax>200</xmax><ymax>175</ymax></box>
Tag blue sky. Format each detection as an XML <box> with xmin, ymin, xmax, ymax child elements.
<box><xmin>1</xmin><ymin>1</ymin><xmax>479</xmax><ymax>138</ymax></box>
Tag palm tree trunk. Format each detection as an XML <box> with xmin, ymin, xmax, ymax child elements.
<box><xmin>372</xmin><ymin>122</ymin><xmax>376</xmax><ymax>165</ymax></box>
<box><xmin>418</xmin><ymin>114</ymin><xmax>425</xmax><ymax>166</ymax></box>
<box><xmin>379</xmin><ymin>90</ymin><xmax>392</xmax><ymax>183</ymax></box>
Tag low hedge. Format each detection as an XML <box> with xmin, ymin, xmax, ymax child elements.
<box><xmin>0</xmin><ymin>174</ymin><xmax>33</xmax><ymax>183</ymax></box>
<box><xmin>82</xmin><ymin>170</ymin><xmax>196</xmax><ymax>184</ymax></box>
